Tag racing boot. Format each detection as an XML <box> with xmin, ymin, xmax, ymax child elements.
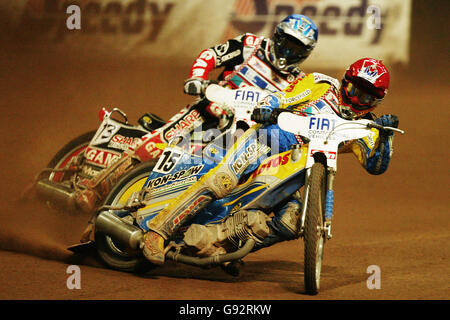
<box><xmin>142</xmin><ymin>231</ymin><xmax>166</xmax><ymax>265</ymax></box>
<box><xmin>252</xmin><ymin>199</ymin><xmax>302</xmax><ymax>252</ymax></box>
<box><xmin>141</xmin><ymin>163</ymin><xmax>239</xmax><ymax>264</ymax></box>
<box><xmin>141</xmin><ymin>127</ymin><xmax>261</xmax><ymax>264</ymax></box>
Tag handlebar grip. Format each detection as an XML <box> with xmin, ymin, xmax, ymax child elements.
<box><xmin>367</xmin><ymin>122</ymin><xmax>385</xmax><ymax>131</ymax></box>
<box><xmin>367</xmin><ymin>123</ymin><xmax>405</xmax><ymax>135</ymax></box>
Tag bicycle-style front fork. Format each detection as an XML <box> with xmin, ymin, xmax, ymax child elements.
<box><xmin>298</xmin><ymin>166</ymin><xmax>336</xmax><ymax>239</ymax></box>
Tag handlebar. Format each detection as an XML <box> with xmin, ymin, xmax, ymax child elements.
<box><xmin>366</xmin><ymin>122</ymin><xmax>404</xmax><ymax>135</ymax></box>
<box><xmin>272</xmin><ymin>108</ymin><xmax>405</xmax><ymax>135</ymax></box>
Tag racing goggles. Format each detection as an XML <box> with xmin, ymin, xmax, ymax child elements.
<box><xmin>274</xmin><ymin>33</ymin><xmax>312</xmax><ymax>65</ymax></box>
<box><xmin>342</xmin><ymin>81</ymin><xmax>382</xmax><ymax>110</ymax></box>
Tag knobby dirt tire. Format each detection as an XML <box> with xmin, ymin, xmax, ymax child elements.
<box><xmin>303</xmin><ymin>162</ymin><xmax>327</xmax><ymax>295</ymax></box>
<box><xmin>95</xmin><ymin>160</ymin><xmax>157</xmax><ymax>273</ymax></box>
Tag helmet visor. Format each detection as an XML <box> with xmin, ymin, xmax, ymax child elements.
<box><xmin>343</xmin><ymin>81</ymin><xmax>382</xmax><ymax>110</ymax></box>
<box><xmin>274</xmin><ymin>32</ymin><xmax>312</xmax><ymax>65</ymax></box>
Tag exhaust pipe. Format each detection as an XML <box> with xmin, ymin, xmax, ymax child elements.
<box><xmin>94</xmin><ymin>210</ymin><xmax>256</xmax><ymax>268</ymax></box>
<box><xmin>35</xmin><ymin>179</ymin><xmax>77</xmax><ymax>210</ymax></box>
<box><xmin>166</xmin><ymin>239</ymin><xmax>255</xmax><ymax>268</ymax></box>
<box><xmin>95</xmin><ymin>210</ymin><xmax>143</xmax><ymax>250</ymax></box>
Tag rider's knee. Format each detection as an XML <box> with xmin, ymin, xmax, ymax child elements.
<box><xmin>203</xmin><ymin>165</ymin><xmax>239</xmax><ymax>198</ymax></box>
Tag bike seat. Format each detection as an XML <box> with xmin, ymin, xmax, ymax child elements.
<box><xmin>138</xmin><ymin>113</ymin><xmax>166</xmax><ymax>132</ymax></box>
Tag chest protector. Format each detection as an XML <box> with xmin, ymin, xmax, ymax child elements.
<box><xmin>224</xmin><ymin>37</ymin><xmax>298</xmax><ymax>93</ymax></box>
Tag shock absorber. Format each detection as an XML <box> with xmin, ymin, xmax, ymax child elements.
<box><xmin>324</xmin><ymin>168</ymin><xmax>336</xmax><ymax>239</ymax></box>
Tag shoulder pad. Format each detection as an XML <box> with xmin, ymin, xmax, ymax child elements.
<box><xmin>241</xmin><ymin>33</ymin><xmax>263</xmax><ymax>47</ymax></box>
<box><xmin>312</xmin><ymin>72</ymin><xmax>340</xmax><ymax>89</ymax></box>
<box><xmin>232</xmin><ymin>33</ymin><xmax>248</xmax><ymax>42</ymax></box>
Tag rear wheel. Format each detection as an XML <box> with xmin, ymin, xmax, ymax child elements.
<box><xmin>30</xmin><ymin>131</ymin><xmax>95</xmax><ymax>205</ymax></box>
<box><xmin>303</xmin><ymin>162</ymin><xmax>327</xmax><ymax>295</ymax></box>
<box><xmin>44</xmin><ymin>131</ymin><xmax>96</xmax><ymax>182</ymax></box>
<box><xmin>95</xmin><ymin>160</ymin><xmax>157</xmax><ymax>272</ymax></box>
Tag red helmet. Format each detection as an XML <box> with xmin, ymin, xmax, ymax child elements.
<box><xmin>339</xmin><ymin>58</ymin><xmax>390</xmax><ymax>119</ymax></box>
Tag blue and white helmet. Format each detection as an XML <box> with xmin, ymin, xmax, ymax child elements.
<box><xmin>269</xmin><ymin>14</ymin><xmax>318</xmax><ymax>73</ymax></box>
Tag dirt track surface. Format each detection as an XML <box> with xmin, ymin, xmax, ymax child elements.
<box><xmin>0</xmin><ymin>3</ymin><xmax>449</xmax><ymax>301</ymax></box>
<box><xmin>0</xmin><ymin>55</ymin><xmax>448</xmax><ymax>302</ymax></box>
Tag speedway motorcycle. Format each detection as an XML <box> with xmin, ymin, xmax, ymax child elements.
<box><xmin>69</xmin><ymin>100</ymin><xmax>404</xmax><ymax>295</ymax></box>
<box><xmin>30</xmin><ymin>84</ymin><xmax>266</xmax><ymax>214</ymax></box>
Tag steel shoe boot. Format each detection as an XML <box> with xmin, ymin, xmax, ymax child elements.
<box><xmin>142</xmin><ymin>231</ymin><xmax>165</xmax><ymax>265</ymax></box>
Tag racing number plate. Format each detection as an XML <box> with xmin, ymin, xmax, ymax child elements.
<box><xmin>153</xmin><ymin>147</ymin><xmax>183</xmax><ymax>174</ymax></box>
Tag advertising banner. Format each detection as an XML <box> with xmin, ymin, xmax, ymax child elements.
<box><xmin>1</xmin><ymin>0</ymin><xmax>411</xmax><ymax>68</ymax></box>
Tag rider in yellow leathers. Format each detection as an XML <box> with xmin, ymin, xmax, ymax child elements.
<box><xmin>142</xmin><ymin>58</ymin><xmax>399</xmax><ymax>265</ymax></box>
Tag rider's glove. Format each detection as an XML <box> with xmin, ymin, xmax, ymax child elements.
<box><xmin>375</xmin><ymin>114</ymin><xmax>399</xmax><ymax>137</ymax></box>
<box><xmin>184</xmin><ymin>78</ymin><xmax>206</xmax><ymax>96</ymax></box>
<box><xmin>251</xmin><ymin>107</ymin><xmax>277</xmax><ymax>124</ymax></box>
<box><xmin>251</xmin><ymin>94</ymin><xmax>281</xmax><ymax>124</ymax></box>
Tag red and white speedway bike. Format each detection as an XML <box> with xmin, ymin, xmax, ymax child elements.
<box><xmin>31</xmin><ymin>85</ymin><xmax>268</xmax><ymax>214</ymax></box>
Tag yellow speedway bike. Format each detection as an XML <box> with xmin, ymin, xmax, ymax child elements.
<box><xmin>70</xmin><ymin>89</ymin><xmax>404</xmax><ymax>295</ymax></box>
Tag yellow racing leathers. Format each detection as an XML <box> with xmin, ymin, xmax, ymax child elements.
<box><xmin>265</xmin><ymin>72</ymin><xmax>395</xmax><ymax>175</ymax></box>
<box><xmin>146</xmin><ymin>73</ymin><xmax>395</xmax><ymax>245</ymax></box>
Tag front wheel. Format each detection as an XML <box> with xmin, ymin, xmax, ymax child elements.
<box><xmin>95</xmin><ymin>160</ymin><xmax>157</xmax><ymax>272</ymax></box>
<box><xmin>303</xmin><ymin>162</ymin><xmax>327</xmax><ymax>295</ymax></box>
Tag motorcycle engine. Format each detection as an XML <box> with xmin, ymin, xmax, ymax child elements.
<box><xmin>183</xmin><ymin>210</ymin><xmax>270</xmax><ymax>257</ymax></box>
